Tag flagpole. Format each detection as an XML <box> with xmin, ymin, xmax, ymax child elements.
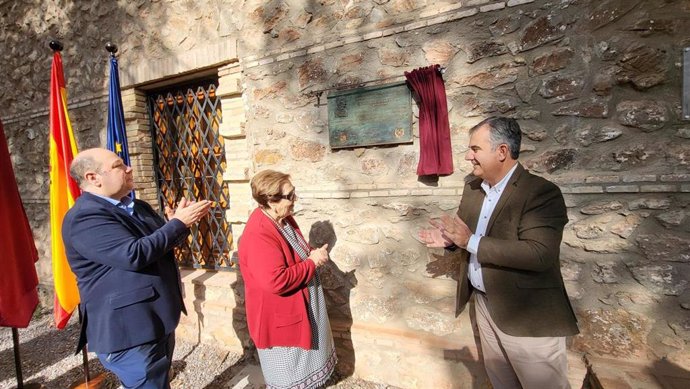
<box><xmin>12</xmin><ymin>328</ymin><xmax>24</xmax><ymax>388</ymax></box>
<box><xmin>49</xmin><ymin>39</ymin><xmax>104</xmax><ymax>389</ymax></box>
<box><xmin>78</xmin><ymin>310</ymin><xmax>90</xmax><ymax>385</ymax></box>
<box><xmin>12</xmin><ymin>328</ymin><xmax>44</xmax><ymax>389</ymax></box>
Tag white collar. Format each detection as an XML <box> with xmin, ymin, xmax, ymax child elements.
<box><xmin>481</xmin><ymin>163</ymin><xmax>518</xmax><ymax>194</ymax></box>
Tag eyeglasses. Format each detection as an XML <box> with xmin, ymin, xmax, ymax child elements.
<box><xmin>277</xmin><ymin>189</ymin><xmax>297</xmax><ymax>201</ymax></box>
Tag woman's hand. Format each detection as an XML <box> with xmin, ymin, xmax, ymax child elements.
<box><xmin>308</xmin><ymin>243</ymin><xmax>329</xmax><ymax>267</ymax></box>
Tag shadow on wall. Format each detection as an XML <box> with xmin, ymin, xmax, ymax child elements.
<box><xmin>309</xmin><ymin>220</ymin><xmax>358</xmax><ymax>381</ymax></box>
<box><xmin>649</xmin><ymin>359</ymin><xmax>690</xmax><ymax>389</ymax></box>
<box><xmin>428</xmin><ymin>247</ymin><xmax>489</xmax><ymax>389</ymax></box>
<box><xmin>201</xmin><ymin>249</ymin><xmax>258</xmax><ymax>389</ymax></box>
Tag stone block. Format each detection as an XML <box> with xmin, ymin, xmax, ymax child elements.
<box><xmin>330</xmin><ymin>191</ymin><xmax>351</xmax><ymax>199</ymax></box>
<box><xmin>574</xmin><ymin>308</ymin><xmax>652</xmax><ymax>358</ymax></box>
<box><xmin>586</xmin><ymin>175</ymin><xmax>620</xmax><ymax>183</ymax></box>
<box><xmin>368</xmin><ymin>190</ymin><xmax>390</xmax><ymax>197</ymax></box>
<box><xmin>616</xmin><ymin>43</ymin><xmax>668</xmax><ymax>90</ymax></box>
<box><xmin>622</xmin><ymin>174</ymin><xmax>657</xmax><ymax>183</ymax></box>
<box><xmin>363</xmin><ymin>31</ymin><xmax>383</xmax><ymax>40</ymax></box>
<box><xmin>480</xmin><ymin>2</ymin><xmax>506</xmax><ymax>13</ymax></box>
<box><xmin>410</xmin><ymin>189</ymin><xmax>434</xmax><ymax>196</ymax></box>
<box><xmin>553</xmin><ymin>176</ymin><xmax>586</xmax><ymax>185</ymax></box>
<box><xmin>660</xmin><ymin>174</ymin><xmax>690</xmax><ymax>182</ymax></box>
<box><xmin>605</xmin><ymin>185</ymin><xmax>639</xmax><ymax>193</ymax></box>
<box><xmin>216</xmin><ymin>73</ymin><xmax>243</xmax><ymax>97</ymax></box>
<box><xmin>306</xmin><ymin>44</ymin><xmax>325</xmax><ymax>54</ymax></box>
<box><xmin>628</xmin><ymin>198</ymin><xmax>670</xmax><ymax>210</ymax></box>
<box><xmin>576</xmin><ymin>125</ymin><xmax>623</xmax><ymax>146</ymax></box>
<box><xmin>343</xmin><ymin>35</ymin><xmax>364</xmax><ymax>44</ymax></box>
<box><xmin>404</xmin><ymin>20</ymin><xmax>428</xmax><ymax>31</ymax></box>
<box><xmin>562</xmin><ymin>186</ymin><xmax>605</xmax><ymax>194</ymax></box>
<box><xmin>525</xmin><ymin>149</ymin><xmax>576</xmax><ymax>173</ymax></box>
<box><xmin>553</xmin><ymin>98</ymin><xmax>610</xmax><ymax>118</ymax></box>
<box><xmin>457</xmin><ymin>62</ymin><xmax>520</xmax><ymax>89</ymax></box>
<box><xmin>432</xmin><ymin>189</ymin><xmax>456</xmax><ymax>196</ymax></box>
<box><xmin>616</xmin><ymin>100</ymin><xmax>668</xmax><ymax>132</ymax></box>
<box><xmin>508</xmin><ymin>0</ymin><xmax>534</xmax><ymax>6</ymax></box>
<box><xmin>637</xmin><ymin>234</ymin><xmax>690</xmax><ymax>263</ymax></box>
<box><xmin>448</xmin><ymin>8</ymin><xmax>479</xmax><ymax>22</ymax></box>
<box><xmin>519</xmin><ymin>15</ymin><xmax>564</xmax><ymax>52</ymax></box>
<box><xmin>628</xmin><ymin>262</ymin><xmax>688</xmax><ymax>296</ymax></box>
<box><xmin>640</xmin><ymin>184</ymin><xmax>677</xmax><ymax>193</ymax></box>
<box><xmin>439</xmin><ymin>3</ymin><xmax>464</xmax><ymax>13</ymax></box>
<box><xmin>464</xmin><ymin>0</ymin><xmax>492</xmax><ymax>5</ymax></box>
<box><xmin>465</xmin><ymin>40</ymin><xmax>509</xmax><ymax>63</ymax></box>
<box><xmin>423</xmin><ymin>39</ymin><xmax>459</xmax><ymax>65</ymax></box>
<box><xmin>419</xmin><ymin>8</ymin><xmax>440</xmax><ymax>19</ymax></box>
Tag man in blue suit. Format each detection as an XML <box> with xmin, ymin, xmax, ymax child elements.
<box><xmin>62</xmin><ymin>148</ymin><xmax>211</xmax><ymax>389</ymax></box>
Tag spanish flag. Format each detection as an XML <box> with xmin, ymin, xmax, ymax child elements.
<box><xmin>49</xmin><ymin>49</ymin><xmax>81</xmax><ymax>329</ymax></box>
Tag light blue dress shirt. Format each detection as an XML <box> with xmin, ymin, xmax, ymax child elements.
<box><xmin>466</xmin><ymin>163</ymin><xmax>519</xmax><ymax>293</ymax></box>
<box><xmin>92</xmin><ymin>193</ymin><xmax>135</xmax><ymax>217</ymax></box>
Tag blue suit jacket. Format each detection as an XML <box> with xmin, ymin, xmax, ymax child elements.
<box><xmin>62</xmin><ymin>192</ymin><xmax>188</xmax><ymax>354</ymax></box>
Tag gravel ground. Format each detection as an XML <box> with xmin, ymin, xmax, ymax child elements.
<box><xmin>1</xmin><ymin>311</ymin><xmax>398</xmax><ymax>389</ymax></box>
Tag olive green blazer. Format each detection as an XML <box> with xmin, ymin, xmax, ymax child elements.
<box><xmin>455</xmin><ymin>163</ymin><xmax>579</xmax><ymax>337</ymax></box>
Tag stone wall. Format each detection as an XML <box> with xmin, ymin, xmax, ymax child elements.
<box><xmin>2</xmin><ymin>0</ymin><xmax>689</xmax><ymax>388</ymax></box>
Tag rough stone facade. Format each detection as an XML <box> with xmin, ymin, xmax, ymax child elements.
<box><xmin>2</xmin><ymin>0</ymin><xmax>689</xmax><ymax>388</ymax></box>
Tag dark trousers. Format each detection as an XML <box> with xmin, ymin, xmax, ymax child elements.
<box><xmin>97</xmin><ymin>333</ymin><xmax>175</xmax><ymax>389</ymax></box>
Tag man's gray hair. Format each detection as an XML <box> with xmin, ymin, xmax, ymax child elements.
<box><xmin>69</xmin><ymin>155</ymin><xmax>98</xmax><ymax>187</ymax></box>
<box><xmin>469</xmin><ymin>117</ymin><xmax>522</xmax><ymax>160</ymax></box>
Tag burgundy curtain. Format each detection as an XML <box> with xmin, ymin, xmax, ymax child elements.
<box><xmin>404</xmin><ymin>64</ymin><xmax>453</xmax><ymax>176</ymax></box>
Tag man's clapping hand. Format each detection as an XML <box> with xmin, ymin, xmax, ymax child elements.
<box><xmin>166</xmin><ymin>198</ymin><xmax>212</xmax><ymax>227</ymax></box>
<box><xmin>419</xmin><ymin>214</ymin><xmax>472</xmax><ymax>249</ymax></box>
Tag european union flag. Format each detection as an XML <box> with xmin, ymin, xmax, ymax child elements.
<box><xmin>106</xmin><ymin>54</ymin><xmax>135</xmax><ymax>198</ymax></box>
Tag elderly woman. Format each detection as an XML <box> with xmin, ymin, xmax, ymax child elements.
<box><xmin>238</xmin><ymin>169</ymin><xmax>336</xmax><ymax>389</ymax></box>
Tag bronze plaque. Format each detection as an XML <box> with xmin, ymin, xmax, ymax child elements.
<box><xmin>328</xmin><ymin>82</ymin><xmax>412</xmax><ymax>149</ymax></box>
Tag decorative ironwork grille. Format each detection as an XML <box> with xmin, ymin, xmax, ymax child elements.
<box><xmin>148</xmin><ymin>79</ymin><xmax>233</xmax><ymax>270</ymax></box>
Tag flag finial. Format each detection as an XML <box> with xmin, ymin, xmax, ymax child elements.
<box><xmin>49</xmin><ymin>40</ymin><xmax>63</xmax><ymax>52</ymax></box>
<box><xmin>105</xmin><ymin>42</ymin><xmax>118</xmax><ymax>57</ymax></box>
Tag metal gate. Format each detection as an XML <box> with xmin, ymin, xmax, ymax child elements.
<box><xmin>148</xmin><ymin>79</ymin><xmax>233</xmax><ymax>270</ymax></box>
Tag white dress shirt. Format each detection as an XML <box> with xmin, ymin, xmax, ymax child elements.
<box><xmin>466</xmin><ymin>163</ymin><xmax>519</xmax><ymax>293</ymax></box>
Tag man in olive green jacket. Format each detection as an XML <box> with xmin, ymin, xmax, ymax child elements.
<box><xmin>420</xmin><ymin>117</ymin><xmax>578</xmax><ymax>389</ymax></box>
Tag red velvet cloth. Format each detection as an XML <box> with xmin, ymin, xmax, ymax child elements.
<box><xmin>0</xmin><ymin>119</ymin><xmax>39</xmax><ymax>328</ymax></box>
<box><xmin>404</xmin><ymin>64</ymin><xmax>454</xmax><ymax>176</ymax></box>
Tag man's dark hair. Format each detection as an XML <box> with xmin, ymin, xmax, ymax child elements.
<box><xmin>469</xmin><ymin>117</ymin><xmax>522</xmax><ymax>160</ymax></box>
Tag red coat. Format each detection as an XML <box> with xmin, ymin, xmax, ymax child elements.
<box><xmin>238</xmin><ymin>208</ymin><xmax>315</xmax><ymax>349</ymax></box>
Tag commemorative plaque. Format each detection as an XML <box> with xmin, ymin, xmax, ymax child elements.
<box><xmin>327</xmin><ymin>82</ymin><xmax>412</xmax><ymax>148</ymax></box>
